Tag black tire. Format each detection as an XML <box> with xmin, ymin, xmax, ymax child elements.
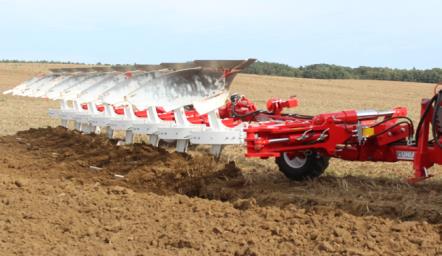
<box><xmin>275</xmin><ymin>152</ymin><xmax>329</xmax><ymax>181</ymax></box>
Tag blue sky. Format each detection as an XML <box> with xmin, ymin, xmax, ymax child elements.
<box><xmin>0</xmin><ymin>0</ymin><xmax>441</xmax><ymax>69</ymax></box>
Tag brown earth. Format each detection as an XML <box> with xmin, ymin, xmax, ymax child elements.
<box><xmin>0</xmin><ymin>63</ymin><xmax>441</xmax><ymax>255</ymax></box>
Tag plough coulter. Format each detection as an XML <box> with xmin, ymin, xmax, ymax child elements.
<box><xmin>4</xmin><ymin>59</ymin><xmax>442</xmax><ymax>183</ymax></box>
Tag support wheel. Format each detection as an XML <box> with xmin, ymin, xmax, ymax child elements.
<box><xmin>275</xmin><ymin>152</ymin><xmax>329</xmax><ymax>181</ymax></box>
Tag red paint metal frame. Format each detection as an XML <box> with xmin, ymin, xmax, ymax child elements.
<box><xmin>243</xmin><ymin>95</ymin><xmax>442</xmax><ymax>183</ymax></box>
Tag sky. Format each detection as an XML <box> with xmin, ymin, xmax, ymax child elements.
<box><xmin>0</xmin><ymin>0</ymin><xmax>441</xmax><ymax>69</ymax></box>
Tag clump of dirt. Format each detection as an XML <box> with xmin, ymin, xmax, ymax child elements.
<box><xmin>12</xmin><ymin>126</ymin><xmax>246</xmax><ymax>196</ymax></box>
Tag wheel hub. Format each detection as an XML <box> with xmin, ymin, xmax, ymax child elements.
<box><xmin>283</xmin><ymin>153</ymin><xmax>307</xmax><ymax>169</ymax></box>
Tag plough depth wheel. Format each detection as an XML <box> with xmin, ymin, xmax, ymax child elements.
<box><xmin>275</xmin><ymin>152</ymin><xmax>330</xmax><ymax>181</ymax></box>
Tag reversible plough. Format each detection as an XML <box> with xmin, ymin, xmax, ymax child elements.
<box><xmin>4</xmin><ymin>59</ymin><xmax>442</xmax><ymax>183</ymax></box>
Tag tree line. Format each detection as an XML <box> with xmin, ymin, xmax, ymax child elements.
<box><xmin>243</xmin><ymin>62</ymin><xmax>442</xmax><ymax>84</ymax></box>
<box><xmin>2</xmin><ymin>59</ymin><xmax>441</xmax><ymax>83</ymax></box>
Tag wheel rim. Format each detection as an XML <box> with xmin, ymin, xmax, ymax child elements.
<box><xmin>283</xmin><ymin>153</ymin><xmax>307</xmax><ymax>169</ymax></box>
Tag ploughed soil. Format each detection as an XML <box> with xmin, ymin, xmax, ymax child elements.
<box><xmin>0</xmin><ymin>127</ymin><xmax>441</xmax><ymax>255</ymax></box>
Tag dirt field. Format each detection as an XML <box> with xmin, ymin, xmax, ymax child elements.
<box><xmin>0</xmin><ymin>63</ymin><xmax>441</xmax><ymax>255</ymax></box>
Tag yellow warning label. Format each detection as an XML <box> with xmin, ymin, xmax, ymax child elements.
<box><xmin>362</xmin><ymin>127</ymin><xmax>375</xmax><ymax>137</ymax></box>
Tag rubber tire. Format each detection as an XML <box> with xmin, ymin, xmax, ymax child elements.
<box><xmin>275</xmin><ymin>152</ymin><xmax>329</xmax><ymax>181</ymax></box>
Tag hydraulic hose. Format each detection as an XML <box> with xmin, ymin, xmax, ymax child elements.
<box><xmin>371</xmin><ymin>121</ymin><xmax>413</xmax><ymax>139</ymax></box>
<box><xmin>229</xmin><ymin>94</ymin><xmax>265</xmax><ymax>120</ymax></box>
<box><xmin>230</xmin><ymin>94</ymin><xmax>314</xmax><ymax>121</ymax></box>
<box><xmin>415</xmin><ymin>90</ymin><xmax>442</xmax><ymax>148</ymax></box>
<box><xmin>370</xmin><ymin>116</ymin><xmax>414</xmax><ymax>141</ymax></box>
<box><xmin>432</xmin><ymin>90</ymin><xmax>442</xmax><ymax>148</ymax></box>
